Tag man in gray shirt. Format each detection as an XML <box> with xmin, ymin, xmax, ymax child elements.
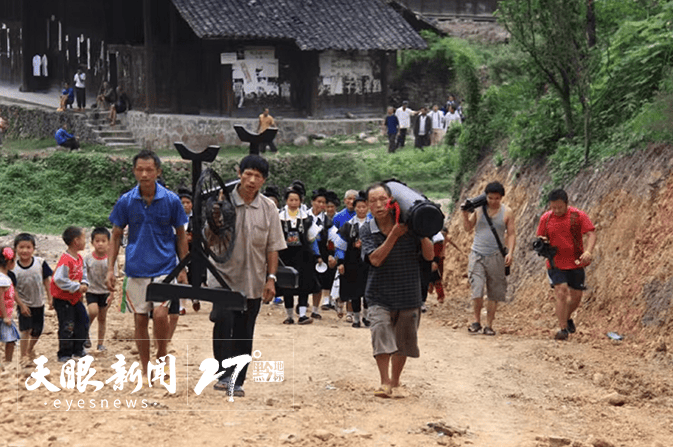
<box><xmin>208</xmin><ymin>155</ymin><xmax>286</xmax><ymax>397</ymax></box>
<box><xmin>461</xmin><ymin>181</ymin><xmax>516</xmax><ymax>336</ymax></box>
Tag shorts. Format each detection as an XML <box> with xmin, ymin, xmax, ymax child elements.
<box><xmin>86</xmin><ymin>293</ymin><xmax>110</xmax><ymax>308</ymax></box>
<box><xmin>18</xmin><ymin>306</ymin><xmax>45</xmax><ymax>337</ymax></box>
<box><xmin>468</xmin><ymin>251</ymin><xmax>507</xmax><ymax>302</ymax></box>
<box><xmin>124</xmin><ymin>276</ymin><xmax>172</xmax><ymax>315</ymax></box>
<box><xmin>547</xmin><ymin>268</ymin><xmax>586</xmax><ymax>291</ymax></box>
<box><xmin>368</xmin><ymin>304</ymin><xmax>421</xmax><ymax>358</ymax></box>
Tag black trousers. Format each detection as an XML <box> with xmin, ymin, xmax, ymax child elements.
<box><xmin>415</xmin><ymin>134</ymin><xmax>430</xmax><ymax>149</ymax></box>
<box><xmin>75</xmin><ymin>87</ymin><xmax>86</xmax><ymax>108</ymax></box>
<box><xmin>53</xmin><ymin>299</ymin><xmax>88</xmax><ymax>358</ymax></box>
<box><xmin>396</xmin><ymin>128</ymin><xmax>408</xmax><ymax>148</ymax></box>
<box><xmin>60</xmin><ymin>137</ymin><xmax>80</xmax><ymax>150</ymax></box>
<box><xmin>283</xmin><ymin>293</ymin><xmax>308</xmax><ymax>309</ymax></box>
<box><xmin>212</xmin><ymin>298</ymin><xmax>262</xmax><ymax>386</ymax></box>
<box><xmin>351</xmin><ymin>296</ymin><xmax>368</xmax><ymax>313</ymax></box>
<box><xmin>388</xmin><ymin>134</ymin><xmax>396</xmax><ymax>153</ymax></box>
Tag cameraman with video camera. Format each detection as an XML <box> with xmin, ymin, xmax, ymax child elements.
<box><xmin>535</xmin><ymin>189</ymin><xmax>596</xmax><ymax>341</ymax></box>
<box><xmin>461</xmin><ymin>181</ymin><xmax>516</xmax><ymax>336</ymax></box>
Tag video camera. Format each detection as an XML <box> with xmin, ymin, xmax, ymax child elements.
<box><xmin>460</xmin><ymin>194</ymin><xmax>487</xmax><ymax>213</ymax></box>
<box><xmin>532</xmin><ymin>237</ymin><xmax>557</xmax><ymax>269</ymax></box>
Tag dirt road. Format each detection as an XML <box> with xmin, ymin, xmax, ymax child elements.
<box><xmin>2</xmin><ymin>288</ymin><xmax>672</xmax><ymax>447</ymax></box>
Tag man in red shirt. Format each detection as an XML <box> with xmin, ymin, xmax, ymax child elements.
<box><xmin>536</xmin><ymin>189</ymin><xmax>596</xmax><ymax>340</ymax></box>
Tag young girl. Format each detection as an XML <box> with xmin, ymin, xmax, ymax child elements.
<box><xmin>277</xmin><ymin>183</ymin><xmax>321</xmax><ymax>325</ymax></box>
<box><xmin>335</xmin><ymin>192</ymin><xmax>371</xmax><ymax>328</ymax></box>
<box><xmin>0</xmin><ymin>246</ymin><xmax>21</xmax><ymax>366</ymax></box>
<box><xmin>309</xmin><ymin>187</ymin><xmax>334</xmax><ymax>320</ymax></box>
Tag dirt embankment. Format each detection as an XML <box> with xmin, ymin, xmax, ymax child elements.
<box><xmin>440</xmin><ymin>143</ymin><xmax>673</xmax><ymax>363</ymax></box>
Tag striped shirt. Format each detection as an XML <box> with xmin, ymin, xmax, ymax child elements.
<box><xmin>360</xmin><ymin>219</ymin><xmax>422</xmax><ymax>310</ymax></box>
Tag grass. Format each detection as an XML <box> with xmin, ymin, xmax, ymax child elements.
<box><xmin>0</xmin><ymin>136</ymin><xmax>455</xmax><ymax>234</ymax></box>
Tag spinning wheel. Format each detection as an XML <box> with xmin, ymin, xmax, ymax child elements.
<box><xmin>146</xmin><ymin>142</ymin><xmax>297</xmax><ymax>314</ymax></box>
<box><xmin>194</xmin><ymin>168</ymin><xmax>236</xmax><ymax>264</ymax></box>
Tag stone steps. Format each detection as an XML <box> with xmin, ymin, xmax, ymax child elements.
<box><xmin>79</xmin><ymin>110</ymin><xmax>140</xmax><ymax>148</ymax></box>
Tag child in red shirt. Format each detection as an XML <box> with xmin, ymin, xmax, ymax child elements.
<box><xmin>50</xmin><ymin>227</ymin><xmax>89</xmax><ymax>362</ymax></box>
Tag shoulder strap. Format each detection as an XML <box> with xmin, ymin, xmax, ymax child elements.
<box><xmin>569</xmin><ymin>211</ymin><xmax>582</xmax><ymax>260</ymax></box>
<box><xmin>482</xmin><ymin>205</ymin><xmax>507</xmax><ymax>257</ymax></box>
<box><xmin>544</xmin><ymin>211</ymin><xmax>552</xmax><ymax>239</ymax></box>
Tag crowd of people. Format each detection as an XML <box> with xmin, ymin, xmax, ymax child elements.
<box><xmin>0</xmin><ymin>148</ymin><xmax>596</xmax><ymax>398</ymax></box>
<box><xmin>54</xmin><ymin>79</ymin><xmax>132</xmax><ymax>150</ymax></box>
<box><xmin>383</xmin><ymin>94</ymin><xmax>463</xmax><ymax>153</ymax></box>
<box><xmin>56</xmin><ymin>66</ymin><xmax>132</xmax><ymax>140</ymax></box>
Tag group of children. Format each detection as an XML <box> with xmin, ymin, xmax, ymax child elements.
<box><xmin>0</xmin><ymin>227</ymin><xmax>113</xmax><ymax>367</ymax></box>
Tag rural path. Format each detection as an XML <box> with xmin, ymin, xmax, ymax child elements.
<box><xmin>2</xmin><ymin>292</ymin><xmax>672</xmax><ymax>447</ymax></box>
<box><xmin>0</xmin><ymin>233</ymin><xmax>672</xmax><ymax>447</ymax></box>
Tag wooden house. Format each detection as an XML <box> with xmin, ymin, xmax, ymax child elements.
<box><xmin>2</xmin><ymin>0</ymin><xmax>427</xmax><ymax>117</ymax></box>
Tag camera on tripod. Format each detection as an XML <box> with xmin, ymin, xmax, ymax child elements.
<box><xmin>532</xmin><ymin>237</ymin><xmax>557</xmax><ymax>269</ymax></box>
<box><xmin>460</xmin><ymin>194</ymin><xmax>487</xmax><ymax>213</ymax></box>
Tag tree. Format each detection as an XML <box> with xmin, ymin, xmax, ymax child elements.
<box><xmin>497</xmin><ymin>0</ymin><xmax>596</xmax><ymax>162</ymax></box>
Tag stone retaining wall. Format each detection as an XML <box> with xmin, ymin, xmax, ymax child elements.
<box><xmin>0</xmin><ymin>104</ymin><xmax>96</xmax><ymax>143</ymax></box>
<box><xmin>122</xmin><ymin>111</ymin><xmax>382</xmax><ymax>151</ymax></box>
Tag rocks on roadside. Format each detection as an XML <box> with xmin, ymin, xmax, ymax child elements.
<box><xmin>584</xmin><ymin>435</ymin><xmax>616</xmax><ymax>447</ymax></box>
<box><xmin>279</xmin><ymin>433</ymin><xmax>298</xmax><ymax>444</ymax></box>
<box><xmin>313</xmin><ymin>429</ymin><xmax>333</xmax><ymax>441</ymax></box>
<box><xmin>592</xmin><ymin>373</ymin><xmax>606</xmax><ymax>387</ymax></box>
<box><xmin>293</xmin><ymin>136</ymin><xmax>309</xmax><ymax>146</ymax></box>
<box><xmin>602</xmin><ymin>392</ymin><xmax>628</xmax><ymax>407</ymax></box>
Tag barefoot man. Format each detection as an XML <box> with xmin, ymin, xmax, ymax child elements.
<box><xmin>359</xmin><ymin>182</ymin><xmax>434</xmax><ymax>397</ymax></box>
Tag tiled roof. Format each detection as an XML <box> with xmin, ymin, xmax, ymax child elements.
<box><xmin>171</xmin><ymin>0</ymin><xmax>427</xmax><ymax>50</ymax></box>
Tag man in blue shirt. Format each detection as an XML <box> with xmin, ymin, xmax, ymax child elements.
<box><xmin>54</xmin><ymin>123</ymin><xmax>79</xmax><ymax>150</ymax></box>
<box><xmin>332</xmin><ymin>190</ymin><xmax>358</xmax><ymax>229</ymax></box>
<box><xmin>383</xmin><ymin>106</ymin><xmax>399</xmax><ymax>153</ymax></box>
<box><xmin>105</xmin><ymin>150</ymin><xmax>188</xmax><ymax>379</ymax></box>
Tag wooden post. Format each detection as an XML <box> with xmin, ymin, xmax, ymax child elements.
<box><xmin>143</xmin><ymin>0</ymin><xmax>156</xmax><ymax>111</ymax></box>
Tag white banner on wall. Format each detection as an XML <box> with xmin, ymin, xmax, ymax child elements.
<box><xmin>231</xmin><ymin>47</ymin><xmax>279</xmax><ymax>105</ymax></box>
<box><xmin>318</xmin><ymin>50</ymin><xmax>381</xmax><ymax>96</ymax></box>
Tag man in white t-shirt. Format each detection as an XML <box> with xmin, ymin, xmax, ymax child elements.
<box><xmin>445</xmin><ymin>105</ymin><xmax>462</xmax><ymax>128</ymax></box>
<box><xmin>73</xmin><ymin>68</ymin><xmax>86</xmax><ymax>110</ymax></box>
<box><xmin>394</xmin><ymin>101</ymin><xmax>416</xmax><ymax>149</ymax></box>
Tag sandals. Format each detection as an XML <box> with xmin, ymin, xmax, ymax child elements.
<box><xmin>336</xmin><ymin>300</ymin><xmax>344</xmax><ymax>319</ymax></box>
<box><xmin>483</xmin><ymin>326</ymin><xmax>496</xmax><ymax>336</ymax></box>
<box><xmin>468</xmin><ymin>322</ymin><xmax>482</xmax><ymax>334</ymax></box>
<box><xmin>374</xmin><ymin>384</ymin><xmax>392</xmax><ymax>398</ymax></box>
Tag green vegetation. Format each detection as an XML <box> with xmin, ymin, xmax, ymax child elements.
<box><xmin>393</xmin><ymin>0</ymin><xmax>673</xmax><ymax>195</ymax></box>
<box><xmin>0</xmin><ymin>153</ymin><xmax>130</xmax><ymax>234</ymax></box>
<box><xmin>0</xmin><ymin>141</ymin><xmax>453</xmax><ymax>234</ymax></box>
